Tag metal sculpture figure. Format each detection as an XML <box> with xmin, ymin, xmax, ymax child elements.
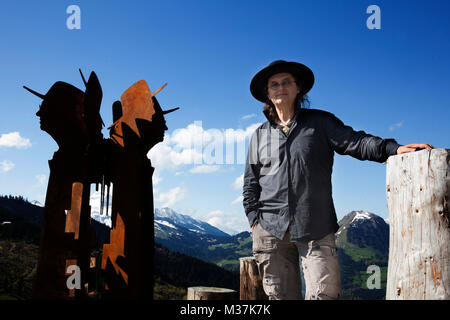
<box><xmin>24</xmin><ymin>72</ymin><xmax>178</xmax><ymax>299</ymax></box>
<box><xmin>24</xmin><ymin>71</ymin><xmax>103</xmax><ymax>299</ymax></box>
<box><xmin>101</xmin><ymin>80</ymin><xmax>178</xmax><ymax>299</ymax></box>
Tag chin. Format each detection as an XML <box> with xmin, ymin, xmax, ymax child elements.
<box><xmin>156</xmin><ymin>135</ymin><xmax>164</xmax><ymax>142</ymax></box>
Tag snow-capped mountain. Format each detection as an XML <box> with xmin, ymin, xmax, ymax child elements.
<box><xmin>336</xmin><ymin>210</ymin><xmax>390</xmax><ymax>300</ymax></box>
<box><xmin>153</xmin><ymin>207</ymin><xmax>252</xmax><ymax>271</ymax></box>
<box><xmin>31</xmin><ymin>200</ymin><xmax>43</xmax><ymax>207</ymax></box>
<box><xmin>91</xmin><ymin>213</ymin><xmax>112</xmax><ymax>228</ymax></box>
<box><xmin>155</xmin><ymin>207</ymin><xmax>229</xmax><ymax>237</ymax></box>
<box><xmin>336</xmin><ymin>210</ymin><xmax>389</xmax><ymax>254</ymax></box>
<box><xmin>90</xmin><ymin>203</ymin><xmax>112</xmax><ymax>228</ymax></box>
<box><xmin>90</xmin><ymin>206</ymin><xmax>231</xmax><ymax>237</ymax></box>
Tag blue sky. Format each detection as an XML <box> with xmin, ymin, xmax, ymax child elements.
<box><xmin>0</xmin><ymin>0</ymin><xmax>449</xmax><ymax>234</ymax></box>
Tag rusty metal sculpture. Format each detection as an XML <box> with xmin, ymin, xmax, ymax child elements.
<box><xmin>101</xmin><ymin>80</ymin><xmax>178</xmax><ymax>299</ymax></box>
<box><xmin>24</xmin><ymin>72</ymin><xmax>178</xmax><ymax>299</ymax></box>
<box><xmin>24</xmin><ymin>71</ymin><xmax>103</xmax><ymax>299</ymax></box>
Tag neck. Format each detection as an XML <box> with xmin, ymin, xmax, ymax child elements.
<box><xmin>274</xmin><ymin>103</ymin><xmax>295</xmax><ymax>125</ymax></box>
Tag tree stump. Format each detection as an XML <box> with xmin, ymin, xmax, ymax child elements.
<box><xmin>386</xmin><ymin>148</ymin><xmax>450</xmax><ymax>299</ymax></box>
<box><xmin>239</xmin><ymin>256</ymin><xmax>268</xmax><ymax>300</ymax></box>
<box><xmin>187</xmin><ymin>287</ymin><xmax>237</xmax><ymax>300</ymax></box>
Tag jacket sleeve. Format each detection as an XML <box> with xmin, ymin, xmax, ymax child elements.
<box><xmin>243</xmin><ymin>130</ymin><xmax>262</xmax><ymax>227</ymax></box>
<box><xmin>324</xmin><ymin>112</ymin><xmax>401</xmax><ymax>163</ymax></box>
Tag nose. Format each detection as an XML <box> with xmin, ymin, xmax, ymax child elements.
<box><xmin>36</xmin><ymin>104</ymin><xmax>45</xmax><ymax>117</ymax></box>
<box><xmin>274</xmin><ymin>84</ymin><xmax>288</xmax><ymax>92</ymax></box>
<box><xmin>280</xmin><ymin>82</ymin><xmax>291</xmax><ymax>89</ymax></box>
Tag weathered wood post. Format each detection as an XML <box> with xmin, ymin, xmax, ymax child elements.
<box><xmin>386</xmin><ymin>148</ymin><xmax>450</xmax><ymax>299</ymax></box>
<box><xmin>187</xmin><ymin>287</ymin><xmax>237</xmax><ymax>300</ymax></box>
<box><xmin>239</xmin><ymin>256</ymin><xmax>268</xmax><ymax>300</ymax></box>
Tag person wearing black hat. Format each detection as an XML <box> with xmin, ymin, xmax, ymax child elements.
<box><xmin>243</xmin><ymin>60</ymin><xmax>434</xmax><ymax>300</ymax></box>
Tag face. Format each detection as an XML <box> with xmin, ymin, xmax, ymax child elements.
<box><xmin>266</xmin><ymin>72</ymin><xmax>300</xmax><ymax>107</ymax></box>
<box><xmin>150</xmin><ymin>112</ymin><xmax>168</xmax><ymax>142</ymax></box>
<box><xmin>36</xmin><ymin>98</ymin><xmax>88</xmax><ymax>147</ymax></box>
<box><xmin>134</xmin><ymin>112</ymin><xmax>168</xmax><ymax>152</ymax></box>
<box><xmin>149</xmin><ymin>97</ymin><xmax>169</xmax><ymax>142</ymax></box>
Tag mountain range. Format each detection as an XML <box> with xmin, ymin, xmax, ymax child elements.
<box><xmin>154</xmin><ymin>207</ymin><xmax>251</xmax><ymax>271</ymax></box>
<box><xmin>153</xmin><ymin>207</ymin><xmax>390</xmax><ymax>299</ymax></box>
<box><xmin>336</xmin><ymin>210</ymin><xmax>389</xmax><ymax>299</ymax></box>
<box><xmin>0</xmin><ymin>195</ymin><xmax>390</xmax><ymax>299</ymax></box>
<box><xmin>155</xmin><ymin>207</ymin><xmax>229</xmax><ymax>237</ymax></box>
<box><xmin>0</xmin><ymin>196</ymin><xmax>240</xmax><ymax>300</ymax></box>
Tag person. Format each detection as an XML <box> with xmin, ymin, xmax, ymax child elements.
<box><xmin>242</xmin><ymin>60</ymin><xmax>434</xmax><ymax>300</ymax></box>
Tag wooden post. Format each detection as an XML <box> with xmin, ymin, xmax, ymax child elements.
<box><xmin>386</xmin><ymin>149</ymin><xmax>450</xmax><ymax>300</ymax></box>
<box><xmin>239</xmin><ymin>256</ymin><xmax>268</xmax><ymax>300</ymax></box>
<box><xmin>187</xmin><ymin>287</ymin><xmax>237</xmax><ymax>300</ymax></box>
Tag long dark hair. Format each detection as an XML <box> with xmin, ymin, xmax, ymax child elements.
<box><xmin>262</xmin><ymin>76</ymin><xmax>310</xmax><ymax>123</ymax></box>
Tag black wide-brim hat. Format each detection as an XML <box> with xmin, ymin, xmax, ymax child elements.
<box><xmin>23</xmin><ymin>69</ymin><xmax>99</xmax><ymax>107</ymax></box>
<box><xmin>24</xmin><ymin>81</ymin><xmax>84</xmax><ymax>106</ymax></box>
<box><xmin>250</xmin><ymin>60</ymin><xmax>315</xmax><ymax>103</ymax></box>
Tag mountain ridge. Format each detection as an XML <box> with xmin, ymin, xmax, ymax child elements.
<box><xmin>336</xmin><ymin>210</ymin><xmax>389</xmax><ymax>299</ymax></box>
<box><xmin>0</xmin><ymin>195</ymin><xmax>238</xmax><ymax>300</ymax></box>
<box><xmin>155</xmin><ymin>207</ymin><xmax>230</xmax><ymax>237</ymax></box>
<box><xmin>0</xmin><ymin>196</ymin><xmax>390</xmax><ymax>300</ymax></box>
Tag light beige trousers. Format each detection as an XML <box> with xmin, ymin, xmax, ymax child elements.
<box><xmin>252</xmin><ymin>222</ymin><xmax>342</xmax><ymax>300</ymax></box>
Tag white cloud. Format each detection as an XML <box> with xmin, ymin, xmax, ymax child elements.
<box><xmin>189</xmin><ymin>165</ymin><xmax>220</xmax><ymax>174</ymax></box>
<box><xmin>389</xmin><ymin>120</ymin><xmax>404</xmax><ymax>132</ymax></box>
<box><xmin>156</xmin><ymin>187</ymin><xmax>187</xmax><ymax>207</ymax></box>
<box><xmin>90</xmin><ymin>190</ymin><xmax>106</xmax><ymax>213</ymax></box>
<box><xmin>89</xmin><ymin>189</ymin><xmax>112</xmax><ymax>227</ymax></box>
<box><xmin>232</xmin><ymin>174</ymin><xmax>244</xmax><ymax>190</ymax></box>
<box><xmin>202</xmin><ymin>209</ymin><xmax>249</xmax><ymax>234</ymax></box>
<box><xmin>153</xmin><ymin>171</ymin><xmax>163</xmax><ymax>185</ymax></box>
<box><xmin>147</xmin><ymin>121</ymin><xmax>262</xmax><ymax>171</ymax></box>
<box><xmin>169</xmin><ymin>122</ymin><xmax>206</xmax><ymax>149</ymax></box>
<box><xmin>148</xmin><ymin>140</ymin><xmax>202</xmax><ymax>171</ymax></box>
<box><xmin>241</xmin><ymin>113</ymin><xmax>257</xmax><ymax>120</ymax></box>
<box><xmin>206</xmin><ymin>216</ymin><xmax>226</xmax><ymax>228</ymax></box>
<box><xmin>205</xmin><ymin>210</ymin><xmax>225</xmax><ymax>218</ymax></box>
<box><xmin>1</xmin><ymin>160</ymin><xmax>15</xmax><ymax>172</ymax></box>
<box><xmin>224</xmin><ymin>123</ymin><xmax>262</xmax><ymax>144</ymax></box>
<box><xmin>35</xmin><ymin>174</ymin><xmax>47</xmax><ymax>187</ymax></box>
<box><xmin>231</xmin><ymin>195</ymin><xmax>243</xmax><ymax>205</ymax></box>
<box><xmin>0</xmin><ymin>132</ymin><xmax>31</xmax><ymax>148</ymax></box>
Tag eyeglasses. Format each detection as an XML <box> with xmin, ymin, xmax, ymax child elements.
<box><xmin>268</xmin><ymin>79</ymin><xmax>296</xmax><ymax>91</ymax></box>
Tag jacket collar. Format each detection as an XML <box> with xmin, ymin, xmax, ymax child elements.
<box><xmin>263</xmin><ymin>107</ymin><xmax>303</xmax><ymax>128</ymax></box>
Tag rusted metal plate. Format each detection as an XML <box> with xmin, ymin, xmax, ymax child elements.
<box><xmin>101</xmin><ymin>212</ymin><xmax>128</xmax><ymax>285</ymax></box>
<box><xmin>25</xmin><ymin>71</ymin><xmax>103</xmax><ymax>299</ymax></box>
<box><xmin>27</xmin><ymin>71</ymin><xmax>177</xmax><ymax>299</ymax></box>
<box><xmin>65</xmin><ymin>182</ymin><xmax>83</xmax><ymax>239</ymax></box>
<box><xmin>109</xmin><ymin>80</ymin><xmax>166</xmax><ymax>147</ymax></box>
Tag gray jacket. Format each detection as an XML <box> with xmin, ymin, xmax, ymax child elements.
<box><xmin>243</xmin><ymin>108</ymin><xmax>400</xmax><ymax>241</ymax></box>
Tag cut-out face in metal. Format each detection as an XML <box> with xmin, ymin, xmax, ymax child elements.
<box><xmin>25</xmin><ymin>81</ymin><xmax>90</xmax><ymax>151</ymax></box>
<box><xmin>108</xmin><ymin>80</ymin><xmax>178</xmax><ymax>151</ymax></box>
